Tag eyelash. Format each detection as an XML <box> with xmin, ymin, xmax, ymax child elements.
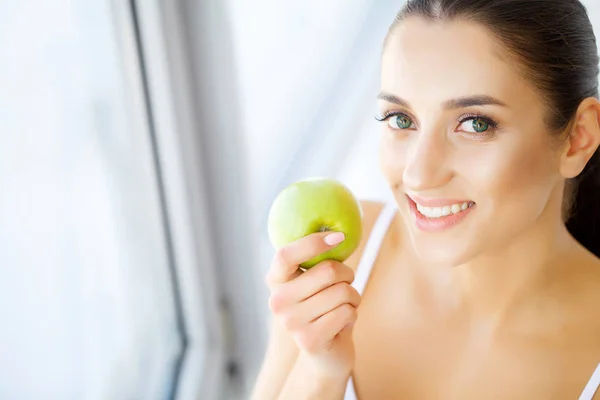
<box><xmin>374</xmin><ymin>111</ymin><xmax>500</xmax><ymax>138</ymax></box>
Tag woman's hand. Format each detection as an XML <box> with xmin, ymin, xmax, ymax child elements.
<box><xmin>265</xmin><ymin>231</ymin><xmax>361</xmax><ymax>379</ymax></box>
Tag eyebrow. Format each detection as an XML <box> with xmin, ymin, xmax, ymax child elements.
<box><xmin>377</xmin><ymin>92</ymin><xmax>507</xmax><ymax>109</ymax></box>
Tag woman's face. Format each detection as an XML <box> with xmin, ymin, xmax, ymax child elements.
<box><xmin>379</xmin><ymin>18</ymin><xmax>565</xmax><ymax>266</ymax></box>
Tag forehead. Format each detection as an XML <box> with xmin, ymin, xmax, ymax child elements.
<box><xmin>381</xmin><ymin>17</ymin><xmax>532</xmax><ymax>105</ymax></box>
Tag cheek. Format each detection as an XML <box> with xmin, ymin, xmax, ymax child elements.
<box><xmin>378</xmin><ymin>132</ymin><xmax>405</xmax><ymax>184</ymax></box>
<box><xmin>459</xmin><ymin>137</ymin><xmax>559</xmax><ymax>216</ymax></box>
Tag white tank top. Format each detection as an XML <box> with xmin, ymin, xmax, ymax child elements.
<box><xmin>343</xmin><ymin>202</ymin><xmax>600</xmax><ymax>400</ymax></box>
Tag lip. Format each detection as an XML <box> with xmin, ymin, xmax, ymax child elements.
<box><xmin>406</xmin><ymin>195</ymin><xmax>475</xmax><ymax>232</ymax></box>
<box><xmin>407</xmin><ymin>194</ymin><xmax>473</xmax><ymax>207</ymax></box>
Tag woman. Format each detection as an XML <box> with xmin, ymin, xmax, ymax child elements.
<box><xmin>253</xmin><ymin>0</ymin><xmax>600</xmax><ymax>398</ymax></box>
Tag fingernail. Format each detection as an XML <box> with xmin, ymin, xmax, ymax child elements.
<box><xmin>324</xmin><ymin>232</ymin><xmax>345</xmax><ymax>246</ymax></box>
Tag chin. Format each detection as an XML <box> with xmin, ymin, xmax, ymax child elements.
<box><xmin>411</xmin><ymin>242</ymin><xmax>477</xmax><ymax>267</ymax></box>
<box><xmin>404</xmin><ymin>223</ymin><xmax>484</xmax><ymax>268</ymax></box>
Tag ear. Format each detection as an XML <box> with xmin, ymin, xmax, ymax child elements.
<box><xmin>560</xmin><ymin>97</ymin><xmax>600</xmax><ymax>179</ymax></box>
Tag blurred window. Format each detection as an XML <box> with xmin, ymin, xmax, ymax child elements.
<box><xmin>0</xmin><ymin>2</ymin><xmax>182</xmax><ymax>399</ymax></box>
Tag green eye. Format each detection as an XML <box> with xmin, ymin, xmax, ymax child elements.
<box><xmin>457</xmin><ymin>115</ymin><xmax>498</xmax><ymax>138</ymax></box>
<box><xmin>389</xmin><ymin>115</ymin><xmax>414</xmax><ymax>130</ymax></box>
<box><xmin>472</xmin><ymin>118</ymin><xmax>489</xmax><ymax>133</ymax></box>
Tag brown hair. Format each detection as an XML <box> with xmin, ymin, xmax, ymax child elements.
<box><xmin>389</xmin><ymin>0</ymin><xmax>600</xmax><ymax>256</ymax></box>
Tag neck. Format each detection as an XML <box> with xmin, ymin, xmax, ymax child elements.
<box><xmin>450</xmin><ymin>215</ymin><xmax>573</xmax><ymax>319</ymax></box>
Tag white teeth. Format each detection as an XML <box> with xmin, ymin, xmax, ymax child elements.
<box><xmin>416</xmin><ymin>201</ymin><xmax>473</xmax><ymax>219</ymax></box>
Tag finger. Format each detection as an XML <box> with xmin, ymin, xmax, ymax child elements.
<box><xmin>293</xmin><ymin>260</ymin><xmax>355</xmax><ymax>301</ymax></box>
<box><xmin>271</xmin><ymin>260</ymin><xmax>354</xmax><ymax>311</ymax></box>
<box><xmin>265</xmin><ymin>231</ymin><xmax>345</xmax><ymax>286</ymax></box>
<box><xmin>300</xmin><ymin>304</ymin><xmax>358</xmax><ymax>351</ymax></box>
<box><xmin>282</xmin><ymin>283</ymin><xmax>361</xmax><ymax>330</ymax></box>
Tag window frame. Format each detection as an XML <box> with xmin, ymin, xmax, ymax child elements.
<box><xmin>110</xmin><ymin>1</ymin><xmax>228</xmax><ymax>399</ymax></box>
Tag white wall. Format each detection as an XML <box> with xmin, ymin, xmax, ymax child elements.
<box><xmin>585</xmin><ymin>0</ymin><xmax>600</xmax><ymax>32</ymax></box>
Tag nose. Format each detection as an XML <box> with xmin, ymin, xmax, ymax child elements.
<box><xmin>402</xmin><ymin>131</ymin><xmax>453</xmax><ymax>192</ymax></box>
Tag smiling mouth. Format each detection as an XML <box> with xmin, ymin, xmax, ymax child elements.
<box><xmin>405</xmin><ymin>195</ymin><xmax>476</xmax><ymax>232</ymax></box>
<box><xmin>415</xmin><ymin>201</ymin><xmax>475</xmax><ymax>219</ymax></box>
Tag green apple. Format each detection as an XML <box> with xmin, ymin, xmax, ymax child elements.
<box><xmin>267</xmin><ymin>177</ymin><xmax>363</xmax><ymax>269</ymax></box>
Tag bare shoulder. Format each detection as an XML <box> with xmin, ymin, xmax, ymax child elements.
<box><xmin>574</xmin><ymin>250</ymin><xmax>600</xmax><ymax>308</ymax></box>
<box><xmin>344</xmin><ymin>200</ymin><xmax>387</xmax><ymax>273</ymax></box>
<box><xmin>570</xmin><ymin>256</ymin><xmax>600</xmax><ymax>391</ymax></box>
<box><xmin>581</xmin><ymin>255</ymin><xmax>600</xmax><ymax>323</ymax></box>
<box><xmin>566</xmin><ymin>252</ymin><xmax>600</xmax><ymax>353</ymax></box>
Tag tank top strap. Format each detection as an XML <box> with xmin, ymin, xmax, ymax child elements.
<box><xmin>345</xmin><ymin>202</ymin><xmax>396</xmax><ymax>400</ymax></box>
<box><xmin>352</xmin><ymin>201</ymin><xmax>397</xmax><ymax>296</ymax></box>
<box><xmin>579</xmin><ymin>362</ymin><xmax>600</xmax><ymax>400</ymax></box>
<box><xmin>344</xmin><ymin>375</ymin><xmax>358</xmax><ymax>400</ymax></box>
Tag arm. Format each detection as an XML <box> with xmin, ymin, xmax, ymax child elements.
<box><xmin>251</xmin><ymin>318</ymin><xmax>299</xmax><ymax>400</ymax></box>
<box><xmin>276</xmin><ymin>352</ymin><xmax>350</xmax><ymax>400</ymax></box>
